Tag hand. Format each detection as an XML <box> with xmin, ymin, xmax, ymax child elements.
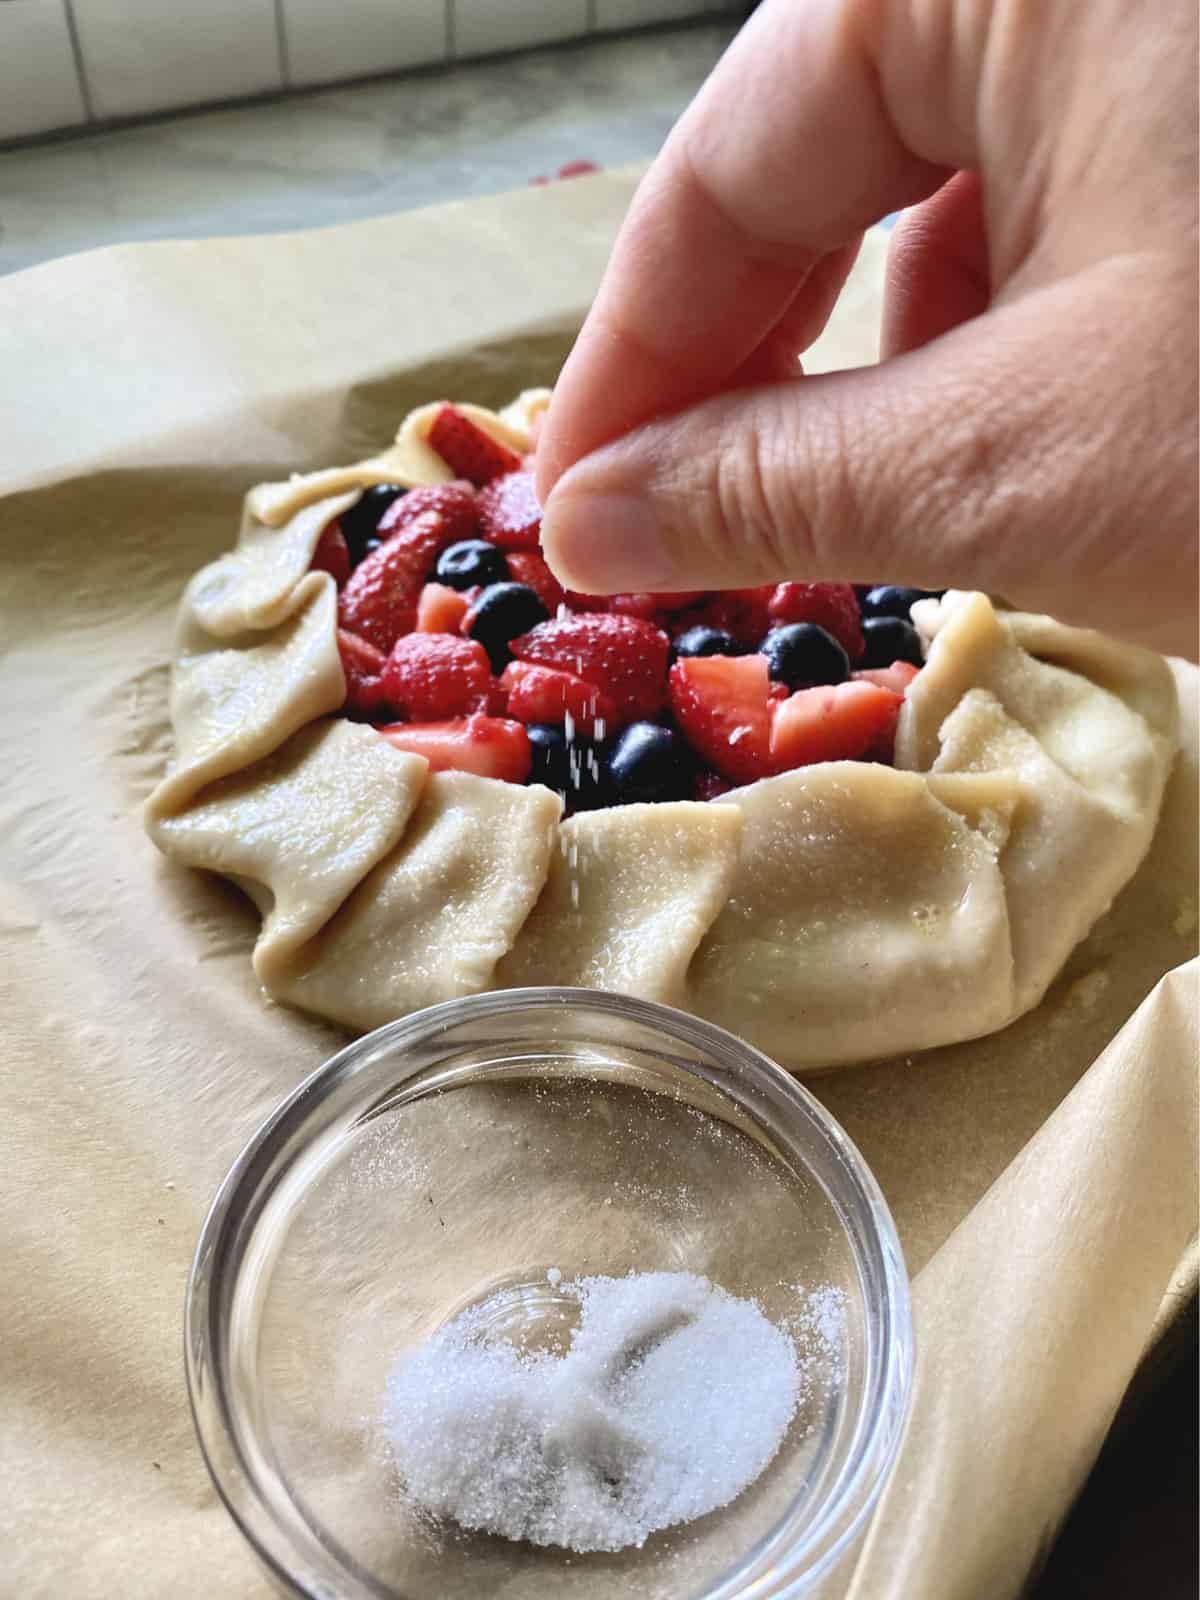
<box><xmin>536</xmin><ymin>0</ymin><xmax>1198</xmax><ymax>658</ymax></box>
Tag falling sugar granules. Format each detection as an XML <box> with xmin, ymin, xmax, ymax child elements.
<box><xmin>381</xmin><ymin>1270</ymin><xmax>801</xmax><ymax>1553</ymax></box>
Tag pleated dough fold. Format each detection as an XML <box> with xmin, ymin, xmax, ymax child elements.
<box><xmin>145</xmin><ymin>396</ymin><xmax>1179</xmax><ymax>1071</ymax></box>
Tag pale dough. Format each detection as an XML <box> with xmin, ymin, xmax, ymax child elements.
<box><xmin>144</xmin><ymin>396</ymin><xmax>1180</xmax><ymax>1071</ymax></box>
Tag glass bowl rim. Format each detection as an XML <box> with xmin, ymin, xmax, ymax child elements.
<box><xmin>185</xmin><ymin>987</ymin><xmax>914</xmax><ymax>1599</ymax></box>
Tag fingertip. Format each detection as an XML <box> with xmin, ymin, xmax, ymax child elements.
<box><xmin>541</xmin><ymin>477</ymin><xmax>674</xmax><ymax>595</ymax></box>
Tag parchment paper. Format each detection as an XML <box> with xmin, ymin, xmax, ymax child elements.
<box><xmin>0</xmin><ymin>170</ymin><xmax>1195</xmax><ymax>1600</ymax></box>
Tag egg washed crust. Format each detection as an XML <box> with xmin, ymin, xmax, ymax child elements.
<box><xmin>144</xmin><ymin>391</ymin><xmax>1180</xmax><ymax>1071</ymax></box>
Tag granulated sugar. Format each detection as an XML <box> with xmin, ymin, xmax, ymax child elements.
<box><xmin>382</xmin><ymin>1271</ymin><xmax>800</xmax><ymax>1553</ymax></box>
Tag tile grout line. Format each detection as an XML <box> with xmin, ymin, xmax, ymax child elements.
<box><xmin>59</xmin><ymin>0</ymin><xmax>96</xmax><ymax>123</ymax></box>
<box><xmin>272</xmin><ymin>0</ymin><xmax>292</xmax><ymax>89</ymax></box>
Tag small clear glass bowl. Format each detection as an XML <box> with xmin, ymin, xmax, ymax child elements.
<box><xmin>186</xmin><ymin>989</ymin><xmax>912</xmax><ymax>1599</ymax></box>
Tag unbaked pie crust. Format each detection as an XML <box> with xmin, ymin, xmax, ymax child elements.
<box><xmin>145</xmin><ymin>393</ymin><xmax>1180</xmax><ymax>1070</ymax></box>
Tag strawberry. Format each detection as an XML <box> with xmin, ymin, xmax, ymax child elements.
<box><xmin>507</xmin><ymin>551</ymin><xmax>565</xmax><ymax>614</ymax></box>
<box><xmin>416</xmin><ymin>582</ymin><xmax>471</xmax><ymax>635</ymax></box>
<box><xmin>768</xmin><ymin>582</ymin><xmax>864</xmax><ymax>660</ymax></box>
<box><xmin>853</xmin><ymin>661</ymin><xmax>920</xmax><ymax>695</ymax></box>
<box><xmin>694</xmin><ymin>770</ymin><xmax>735</xmax><ymax>802</ymax></box>
<box><xmin>337</xmin><ymin>629</ymin><xmax>391</xmax><ymax>719</ymax></box>
<box><xmin>769</xmin><ymin>681</ymin><xmax>903</xmax><ymax>769</ymax></box>
<box><xmin>673</xmin><ymin>587</ymin><xmax>773</xmax><ymax>649</ymax></box>
<box><xmin>338</xmin><ymin>508</ymin><xmax>462</xmax><ymax>652</ymax></box>
<box><xmin>476</xmin><ymin>470</ymin><xmax>542</xmax><ymax>551</ymax></box>
<box><xmin>378</xmin><ymin>715</ymin><xmax>532</xmax><ymax>783</ymax></box>
<box><xmin>374</xmin><ymin>481</ymin><xmax>478</xmax><ymax>545</ymax></box>
<box><xmin>311</xmin><ymin>522</ymin><xmax>351</xmax><ymax>587</ymax></box>
<box><xmin>557</xmin><ymin>159</ymin><xmax>600</xmax><ymax>179</ymax></box>
<box><xmin>668</xmin><ymin>655</ymin><xmax>773</xmax><ymax>785</ymax></box>
<box><xmin>511</xmin><ymin>612</ymin><xmax>670</xmax><ymax>727</ymax></box>
<box><xmin>500</xmin><ymin>661</ymin><xmax>617</xmax><ymax>736</ymax></box>
<box><xmin>607</xmin><ymin>590</ymin><xmax>706</xmax><ymax>621</ymax></box>
<box><xmin>380</xmin><ymin>634</ymin><xmax>492</xmax><ymax>722</ymax></box>
<box><xmin>428</xmin><ymin>405</ymin><xmax>523</xmax><ymax>487</ymax></box>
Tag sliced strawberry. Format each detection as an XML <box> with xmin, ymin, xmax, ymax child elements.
<box><xmin>557</xmin><ymin>159</ymin><xmax>600</xmax><ymax>179</ymax></box>
<box><xmin>416</xmin><ymin>582</ymin><xmax>471</xmax><ymax>635</ymax></box>
<box><xmin>768</xmin><ymin>582</ymin><xmax>864</xmax><ymax>660</ymax></box>
<box><xmin>511</xmin><ymin>612</ymin><xmax>669</xmax><ymax>727</ymax></box>
<box><xmin>428</xmin><ymin>405</ymin><xmax>523</xmax><ymax>487</ymax></box>
<box><xmin>379</xmin><ymin>715</ymin><xmax>532</xmax><ymax>783</ymax></box>
<box><xmin>769</xmin><ymin>680</ymin><xmax>903</xmax><ymax>769</ymax></box>
<box><xmin>374</xmin><ymin>481</ymin><xmax>478</xmax><ymax>545</ymax></box>
<box><xmin>674</xmin><ymin>587</ymin><xmax>773</xmax><ymax>649</ymax></box>
<box><xmin>694</xmin><ymin>769</ymin><xmax>735</xmax><ymax>802</ymax></box>
<box><xmin>668</xmin><ymin>655</ymin><xmax>773</xmax><ymax>785</ymax></box>
<box><xmin>507</xmin><ymin>551</ymin><xmax>565</xmax><ymax>614</ymax></box>
<box><xmin>853</xmin><ymin>661</ymin><xmax>920</xmax><ymax>695</ymax></box>
<box><xmin>338</xmin><ymin>508</ymin><xmax>462</xmax><ymax>652</ymax></box>
<box><xmin>500</xmin><ymin>661</ymin><xmax>617</xmax><ymax>736</ymax></box>
<box><xmin>380</xmin><ymin>634</ymin><xmax>492</xmax><ymax>722</ymax></box>
<box><xmin>337</xmin><ymin>629</ymin><xmax>391</xmax><ymax>719</ymax></box>
<box><xmin>476</xmin><ymin>470</ymin><xmax>542</xmax><ymax>551</ymax></box>
<box><xmin>311</xmin><ymin>523</ymin><xmax>351</xmax><ymax>587</ymax></box>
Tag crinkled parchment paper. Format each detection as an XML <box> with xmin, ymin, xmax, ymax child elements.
<box><xmin>0</xmin><ymin>170</ymin><xmax>1195</xmax><ymax>1599</ymax></box>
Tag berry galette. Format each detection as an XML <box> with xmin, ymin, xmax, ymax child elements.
<box><xmin>145</xmin><ymin>392</ymin><xmax>1179</xmax><ymax>1069</ymax></box>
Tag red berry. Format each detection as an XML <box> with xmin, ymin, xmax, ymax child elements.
<box><xmin>337</xmin><ymin>629</ymin><xmax>390</xmax><ymax>719</ymax></box>
<box><xmin>375</xmin><ymin>481</ymin><xmax>478</xmax><ymax>544</ymax></box>
<box><xmin>477</xmin><ymin>470</ymin><xmax>542</xmax><ymax>551</ymax></box>
<box><xmin>378</xmin><ymin>715</ymin><xmax>532</xmax><ymax>783</ymax></box>
<box><xmin>416</xmin><ymin>582</ymin><xmax>471</xmax><ymax>635</ymax></box>
<box><xmin>668</xmin><ymin>655</ymin><xmax>774</xmax><ymax>785</ymax></box>
<box><xmin>769</xmin><ymin>680</ymin><xmax>903</xmax><ymax>769</ymax></box>
<box><xmin>768</xmin><ymin>582</ymin><xmax>864</xmax><ymax>660</ymax></box>
<box><xmin>607</xmin><ymin>591</ymin><xmax>708</xmax><ymax>621</ymax></box>
<box><xmin>500</xmin><ymin>661</ymin><xmax>617</xmax><ymax>736</ymax></box>
<box><xmin>673</xmin><ymin>587</ymin><xmax>773</xmax><ymax>648</ymax></box>
<box><xmin>338</xmin><ymin>508</ymin><xmax>463</xmax><ymax>652</ymax></box>
<box><xmin>557</xmin><ymin>159</ymin><xmax>600</xmax><ymax>179</ymax></box>
<box><xmin>511</xmin><ymin>612</ymin><xmax>670</xmax><ymax>727</ymax></box>
<box><xmin>428</xmin><ymin>405</ymin><xmax>523</xmax><ymax>487</ymax></box>
<box><xmin>853</xmin><ymin>661</ymin><xmax>920</xmax><ymax>695</ymax></box>
<box><xmin>380</xmin><ymin>634</ymin><xmax>492</xmax><ymax>722</ymax></box>
<box><xmin>507</xmin><ymin>551</ymin><xmax>565</xmax><ymax>614</ymax></box>
<box><xmin>311</xmin><ymin>522</ymin><xmax>351</xmax><ymax>587</ymax></box>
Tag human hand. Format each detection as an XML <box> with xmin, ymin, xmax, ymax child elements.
<box><xmin>536</xmin><ymin>0</ymin><xmax>1198</xmax><ymax>658</ymax></box>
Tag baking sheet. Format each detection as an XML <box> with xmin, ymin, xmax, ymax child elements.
<box><xmin>0</xmin><ymin>169</ymin><xmax>1195</xmax><ymax>1599</ymax></box>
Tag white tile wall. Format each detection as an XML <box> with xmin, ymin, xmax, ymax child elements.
<box><xmin>452</xmin><ymin>0</ymin><xmax>589</xmax><ymax>59</ymax></box>
<box><xmin>71</xmin><ymin>0</ymin><xmax>282</xmax><ymax>119</ymax></box>
<box><xmin>594</xmin><ymin>0</ymin><xmax>705</xmax><ymax>28</ymax></box>
<box><xmin>282</xmin><ymin>0</ymin><xmax>446</xmax><ymax>87</ymax></box>
<box><xmin>0</xmin><ymin>0</ymin><xmax>87</xmax><ymax>139</ymax></box>
<box><xmin>0</xmin><ymin>0</ymin><xmax>724</xmax><ymax>142</ymax></box>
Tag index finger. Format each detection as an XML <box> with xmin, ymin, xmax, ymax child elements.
<box><xmin>535</xmin><ymin>0</ymin><xmax>965</xmax><ymax>502</ymax></box>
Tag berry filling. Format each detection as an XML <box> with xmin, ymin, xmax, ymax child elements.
<box><xmin>321</xmin><ymin>404</ymin><xmax>941</xmax><ymax>808</ymax></box>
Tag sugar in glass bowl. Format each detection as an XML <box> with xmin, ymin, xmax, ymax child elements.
<box><xmin>185</xmin><ymin>989</ymin><xmax>913</xmax><ymax>1599</ymax></box>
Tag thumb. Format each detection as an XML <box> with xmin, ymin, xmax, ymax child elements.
<box><xmin>539</xmin><ymin>264</ymin><xmax>1195</xmax><ymax>657</ymax></box>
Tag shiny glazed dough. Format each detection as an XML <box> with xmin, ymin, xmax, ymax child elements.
<box><xmin>144</xmin><ymin>395</ymin><xmax>1180</xmax><ymax>1071</ymax></box>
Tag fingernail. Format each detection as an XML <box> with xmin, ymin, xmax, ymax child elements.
<box><xmin>541</xmin><ymin>491</ymin><xmax>675</xmax><ymax>593</ymax></box>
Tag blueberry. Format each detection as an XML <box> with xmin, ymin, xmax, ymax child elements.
<box><xmin>527</xmin><ymin>725</ymin><xmax>609</xmax><ymax>808</ymax></box>
<box><xmin>436</xmin><ymin>539</ymin><xmax>510</xmax><ymax>590</ymax></box>
<box><xmin>672</xmin><ymin>625</ymin><xmax>740</xmax><ymax>660</ymax></box>
<box><xmin>605</xmin><ymin>722</ymin><xmax>692</xmax><ymax>805</ymax></box>
<box><xmin>861</xmin><ymin>585</ymin><xmax>938</xmax><ymax>621</ymax></box>
<box><xmin>340</xmin><ymin>484</ymin><xmax>406</xmax><ymax>565</ymax></box>
<box><xmin>759</xmin><ymin>623</ymin><xmax>849</xmax><ymax>688</ymax></box>
<box><xmin>467</xmin><ymin>582</ymin><xmax>550</xmax><ymax>671</ymax></box>
<box><xmin>860</xmin><ymin>616</ymin><xmax>924</xmax><ymax>669</ymax></box>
